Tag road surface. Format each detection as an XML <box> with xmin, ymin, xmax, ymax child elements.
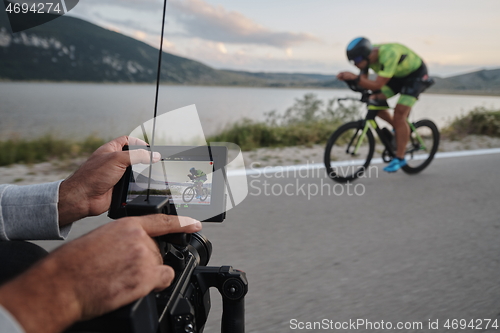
<box><xmin>36</xmin><ymin>152</ymin><xmax>500</xmax><ymax>332</ymax></box>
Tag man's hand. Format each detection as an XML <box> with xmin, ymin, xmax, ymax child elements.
<box><xmin>0</xmin><ymin>214</ymin><xmax>201</xmax><ymax>333</ymax></box>
<box><xmin>58</xmin><ymin>136</ymin><xmax>160</xmax><ymax>226</ymax></box>
<box><xmin>337</xmin><ymin>71</ymin><xmax>358</xmax><ymax>81</ymax></box>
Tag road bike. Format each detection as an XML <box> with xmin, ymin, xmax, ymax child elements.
<box><xmin>182</xmin><ymin>180</ymin><xmax>209</xmax><ymax>202</ymax></box>
<box><xmin>324</xmin><ymin>80</ymin><xmax>439</xmax><ymax>183</ymax></box>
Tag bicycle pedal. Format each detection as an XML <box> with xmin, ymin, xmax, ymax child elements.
<box><xmin>381</xmin><ymin>149</ymin><xmax>392</xmax><ymax>163</ymax></box>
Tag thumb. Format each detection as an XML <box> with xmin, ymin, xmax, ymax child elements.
<box><xmin>152</xmin><ymin>265</ymin><xmax>176</xmax><ymax>292</ymax></box>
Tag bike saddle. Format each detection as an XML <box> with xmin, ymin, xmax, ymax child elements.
<box><xmin>367</xmin><ymin>99</ymin><xmax>389</xmax><ymax>108</ymax></box>
<box><xmin>417</xmin><ymin>76</ymin><xmax>435</xmax><ymax>94</ymax></box>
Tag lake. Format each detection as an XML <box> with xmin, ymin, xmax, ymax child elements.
<box><xmin>1</xmin><ymin>82</ymin><xmax>500</xmax><ymax>140</ymax></box>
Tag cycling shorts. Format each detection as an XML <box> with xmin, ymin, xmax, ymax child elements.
<box><xmin>381</xmin><ymin>62</ymin><xmax>429</xmax><ymax>107</ymax></box>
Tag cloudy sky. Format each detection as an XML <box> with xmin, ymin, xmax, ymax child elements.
<box><xmin>68</xmin><ymin>0</ymin><xmax>500</xmax><ymax>77</ymax></box>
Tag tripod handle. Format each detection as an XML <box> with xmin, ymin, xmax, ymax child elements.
<box><xmin>193</xmin><ymin>266</ymin><xmax>248</xmax><ymax>333</ymax></box>
<box><xmin>222</xmin><ymin>298</ymin><xmax>245</xmax><ymax>333</ymax></box>
<box><xmin>220</xmin><ymin>271</ymin><xmax>247</xmax><ymax>333</ymax></box>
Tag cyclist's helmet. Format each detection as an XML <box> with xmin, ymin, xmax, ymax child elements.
<box><xmin>346</xmin><ymin>37</ymin><xmax>372</xmax><ymax>64</ymax></box>
<box><xmin>190</xmin><ymin>167</ymin><xmax>196</xmax><ymax>173</ymax></box>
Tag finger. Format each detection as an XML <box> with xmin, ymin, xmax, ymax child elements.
<box><xmin>112</xmin><ymin>149</ymin><xmax>161</xmax><ymax>167</ymax></box>
<box><xmin>126</xmin><ymin>136</ymin><xmax>149</xmax><ymax>147</ymax></box>
<box><xmin>111</xmin><ymin>136</ymin><xmax>149</xmax><ymax>148</ymax></box>
<box><xmin>128</xmin><ymin>149</ymin><xmax>161</xmax><ymax>165</ymax></box>
<box><xmin>93</xmin><ymin>136</ymin><xmax>147</xmax><ymax>155</ymax></box>
<box><xmin>152</xmin><ymin>265</ymin><xmax>175</xmax><ymax>292</ymax></box>
<box><xmin>135</xmin><ymin>215</ymin><xmax>202</xmax><ymax>237</ymax></box>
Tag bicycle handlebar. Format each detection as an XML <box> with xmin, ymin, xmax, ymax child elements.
<box><xmin>339</xmin><ymin>77</ymin><xmax>373</xmax><ymax>104</ymax></box>
<box><xmin>337</xmin><ymin>97</ymin><xmax>360</xmax><ymax>102</ymax></box>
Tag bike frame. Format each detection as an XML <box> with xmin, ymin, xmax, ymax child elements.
<box><xmin>337</xmin><ymin>92</ymin><xmax>427</xmax><ymax>158</ymax></box>
<box><xmin>340</xmin><ymin>101</ymin><xmax>428</xmax><ymax>157</ymax></box>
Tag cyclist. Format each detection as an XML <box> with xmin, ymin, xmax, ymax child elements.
<box><xmin>337</xmin><ymin>37</ymin><xmax>431</xmax><ymax>172</ymax></box>
<box><xmin>188</xmin><ymin>167</ymin><xmax>207</xmax><ymax>199</ymax></box>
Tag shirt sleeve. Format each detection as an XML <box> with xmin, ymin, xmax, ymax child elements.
<box><xmin>0</xmin><ymin>181</ymin><xmax>71</xmax><ymax>241</ymax></box>
<box><xmin>0</xmin><ymin>305</ymin><xmax>25</xmax><ymax>333</ymax></box>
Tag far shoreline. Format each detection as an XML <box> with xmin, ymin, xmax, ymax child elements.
<box><xmin>1</xmin><ymin>80</ymin><xmax>499</xmax><ymax>98</ymax></box>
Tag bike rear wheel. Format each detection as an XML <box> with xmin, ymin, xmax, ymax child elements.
<box><xmin>402</xmin><ymin>119</ymin><xmax>440</xmax><ymax>174</ymax></box>
<box><xmin>324</xmin><ymin>121</ymin><xmax>375</xmax><ymax>183</ymax></box>
<box><xmin>200</xmin><ymin>188</ymin><xmax>209</xmax><ymax>201</ymax></box>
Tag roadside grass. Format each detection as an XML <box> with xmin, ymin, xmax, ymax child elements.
<box><xmin>208</xmin><ymin>118</ymin><xmax>342</xmax><ymax>151</ymax></box>
<box><xmin>3</xmin><ymin>97</ymin><xmax>499</xmax><ymax>167</ymax></box>
<box><xmin>208</xmin><ymin>93</ymin><xmax>362</xmax><ymax>151</ymax></box>
<box><xmin>0</xmin><ymin>135</ymin><xmax>105</xmax><ymax>166</ymax></box>
<box><xmin>442</xmin><ymin>107</ymin><xmax>500</xmax><ymax>139</ymax></box>
<box><xmin>0</xmin><ymin>94</ymin><xmax>360</xmax><ymax>165</ymax></box>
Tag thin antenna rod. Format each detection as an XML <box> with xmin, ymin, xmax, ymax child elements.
<box><xmin>146</xmin><ymin>0</ymin><xmax>168</xmax><ymax>201</ymax></box>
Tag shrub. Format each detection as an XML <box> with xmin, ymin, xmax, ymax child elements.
<box><xmin>208</xmin><ymin>93</ymin><xmax>361</xmax><ymax>150</ymax></box>
<box><xmin>443</xmin><ymin>107</ymin><xmax>500</xmax><ymax>140</ymax></box>
<box><xmin>0</xmin><ymin>135</ymin><xmax>106</xmax><ymax>166</ymax></box>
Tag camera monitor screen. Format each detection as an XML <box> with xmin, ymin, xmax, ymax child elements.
<box><xmin>128</xmin><ymin>157</ymin><xmax>215</xmax><ymax>208</ymax></box>
<box><xmin>109</xmin><ymin>145</ymin><xmax>228</xmax><ymax>222</ymax></box>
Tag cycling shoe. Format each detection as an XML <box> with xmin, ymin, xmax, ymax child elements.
<box><xmin>383</xmin><ymin>158</ymin><xmax>407</xmax><ymax>173</ymax></box>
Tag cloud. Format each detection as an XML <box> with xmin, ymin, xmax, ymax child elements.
<box><xmin>177</xmin><ymin>39</ymin><xmax>334</xmax><ymax>73</ymax></box>
<box><xmin>217</xmin><ymin>42</ymin><xmax>227</xmax><ymax>54</ymax></box>
<box><xmin>89</xmin><ymin>11</ymin><xmax>161</xmax><ymax>36</ymax></box>
<box><xmin>79</xmin><ymin>0</ymin><xmax>162</xmax><ymax>11</ymax></box>
<box><xmin>169</xmin><ymin>0</ymin><xmax>318</xmax><ymax>48</ymax></box>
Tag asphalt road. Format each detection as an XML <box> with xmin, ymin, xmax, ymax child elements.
<box><xmin>36</xmin><ymin>152</ymin><xmax>500</xmax><ymax>332</ymax></box>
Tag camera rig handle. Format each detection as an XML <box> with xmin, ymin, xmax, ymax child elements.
<box><xmin>192</xmin><ymin>266</ymin><xmax>248</xmax><ymax>333</ymax></box>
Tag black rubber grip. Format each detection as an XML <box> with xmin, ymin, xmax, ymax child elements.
<box><xmin>221</xmin><ymin>299</ymin><xmax>245</xmax><ymax>333</ymax></box>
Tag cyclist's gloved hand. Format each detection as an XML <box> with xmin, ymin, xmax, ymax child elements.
<box><xmin>337</xmin><ymin>71</ymin><xmax>358</xmax><ymax>81</ymax></box>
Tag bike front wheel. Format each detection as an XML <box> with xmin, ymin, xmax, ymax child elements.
<box><xmin>200</xmin><ymin>188</ymin><xmax>209</xmax><ymax>201</ymax></box>
<box><xmin>182</xmin><ymin>187</ymin><xmax>195</xmax><ymax>202</ymax></box>
<box><xmin>324</xmin><ymin>121</ymin><xmax>375</xmax><ymax>183</ymax></box>
<box><xmin>402</xmin><ymin>119</ymin><xmax>440</xmax><ymax>174</ymax></box>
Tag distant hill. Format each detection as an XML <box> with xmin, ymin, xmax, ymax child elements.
<box><xmin>221</xmin><ymin>70</ymin><xmax>344</xmax><ymax>88</ymax></box>
<box><xmin>429</xmin><ymin>69</ymin><xmax>500</xmax><ymax>95</ymax></box>
<box><xmin>0</xmin><ymin>10</ymin><xmax>268</xmax><ymax>85</ymax></box>
<box><xmin>0</xmin><ymin>10</ymin><xmax>499</xmax><ymax>94</ymax></box>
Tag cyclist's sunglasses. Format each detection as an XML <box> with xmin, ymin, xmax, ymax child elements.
<box><xmin>350</xmin><ymin>56</ymin><xmax>364</xmax><ymax>65</ymax></box>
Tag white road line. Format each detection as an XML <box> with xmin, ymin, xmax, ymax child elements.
<box><xmin>227</xmin><ymin>148</ymin><xmax>500</xmax><ymax>177</ymax></box>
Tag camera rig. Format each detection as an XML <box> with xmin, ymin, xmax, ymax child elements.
<box><xmin>68</xmin><ymin>231</ymin><xmax>247</xmax><ymax>333</ymax></box>
<box><xmin>67</xmin><ymin>143</ymin><xmax>248</xmax><ymax>333</ymax></box>
<box><xmin>67</xmin><ymin>0</ymin><xmax>248</xmax><ymax>329</ymax></box>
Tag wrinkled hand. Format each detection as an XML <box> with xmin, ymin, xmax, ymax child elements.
<box><xmin>58</xmin><ymin>136</ymin><xmax>160</xmax><ymax>226</ymax></box>
<box><xmin>337</xmin><ymin>71</ymin><xmax>358</xmax><ymax>81</ymax></box>
<box><xmin>0</xmin><ymin>214</ymin><xmax>201</xmax><ymax>333</ymax></box>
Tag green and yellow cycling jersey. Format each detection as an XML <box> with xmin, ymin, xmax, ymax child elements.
<box><xmin>370</xmin><ymin>43</ymin><xmax>422</xmax><ymax>78</ymax></box>
<box><xmin>193</xmin><ymin>170</ymin><xmax>207</xmax><ymax>182</ymax></box>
